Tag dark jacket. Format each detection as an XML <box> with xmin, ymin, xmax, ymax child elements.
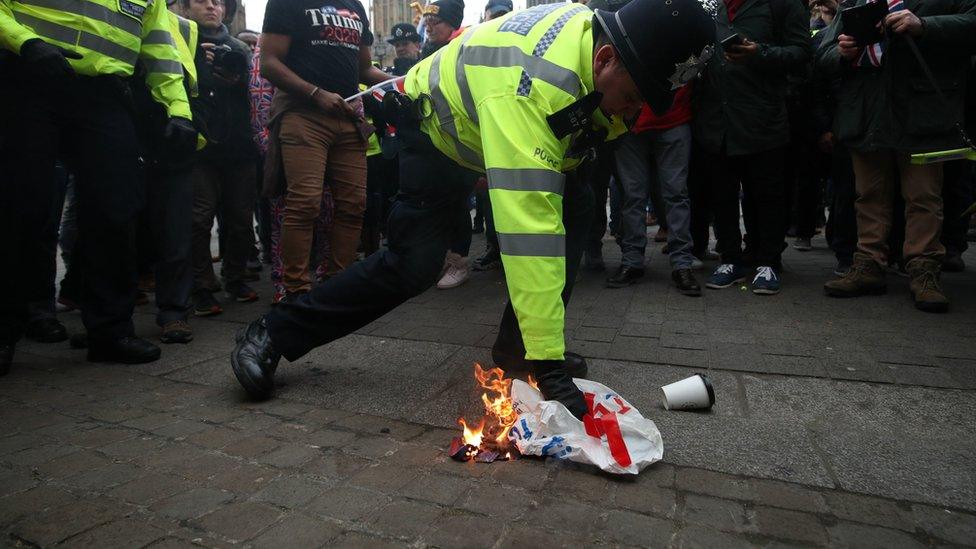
<box><xmin>815</xmin><ymin>0</ymin><xmax>976</xmax><ymax>153</ymax></box>
<box><xmin>692</xmin><ymin>0</ymin><xmax>812</xmax><ymax>156</ymax></box>
<box><xmin>192</xmin><ymin>24</ymin><xmax>256</xmax><ymax>162</ymax></box>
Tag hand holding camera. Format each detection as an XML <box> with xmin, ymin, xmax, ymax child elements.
<box><xmin>201</xmin><ymin>42</ymin><xmax>246</xmax><ymax>85</ymax></box>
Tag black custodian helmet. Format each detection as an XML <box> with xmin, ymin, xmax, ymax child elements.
<box><xmin>593</xmin><ymin>0</ymin><xmax>716</xmax><ymax>114</ymax></box>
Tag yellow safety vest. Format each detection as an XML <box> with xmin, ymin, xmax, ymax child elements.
<box><xmin>404</xmin><ymin>3</ymin><xmax>626</xmax><ymax>361</ymax></box>
<box><xmin>0</xmin><ymin>0</ymin><xmax>191</xmax><ymax>119</ymax></box>
<box><xmin>169</xmin><ymin>11</ymin><xmax>197</xmax><ymax>98</ymax></box>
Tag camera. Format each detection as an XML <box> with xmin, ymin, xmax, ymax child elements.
<box><xmin>211</xmin><ymin>44</ymin><xmax>247</xmax><ymax>76</ymax></box>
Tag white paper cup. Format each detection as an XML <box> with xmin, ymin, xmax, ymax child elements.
<box><xmin>661</xmin><ymin>374</ymin><xmax>715</xmax><ymax>410</ymax></box>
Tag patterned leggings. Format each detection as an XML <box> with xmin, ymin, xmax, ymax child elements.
<box><xmin>269</xmin><ymin>185</ymin><xmax>334</xmax><ymax>303</ymax></box>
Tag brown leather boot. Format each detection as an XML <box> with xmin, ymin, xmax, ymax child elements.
<box><xmin>906</xmin><ymin>257</ymin><xmax>949</xmax><ymax>313</ymax></box>
<box><xmin>824</xmin><ymin>252</ymin><xmax>887</xmax><ymax>297</ymax></box>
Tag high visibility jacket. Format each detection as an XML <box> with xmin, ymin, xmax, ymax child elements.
<box><xmin>0</xmin><ymin>0</ymin><xmax>191</xmax><ymax>119</ymax></box>
<box><xmin>168</xmin><ymin>11</ymin><xmax>197</xmax><ymax>99</ymax></box>
<box><xmin>404</xmin><ymin>2</ymin><xmax>626</xmax><ymax>361</ymax></box>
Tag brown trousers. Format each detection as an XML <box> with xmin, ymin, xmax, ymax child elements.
<box><xmin>850</xmin><ymin>149</ymin><xmax>945</xmax><ymax>265</ymax></box>
<box><xmin>278</xmin><ymin>109</ymin><xmax>366</xmax><ymax>292</ymax></box>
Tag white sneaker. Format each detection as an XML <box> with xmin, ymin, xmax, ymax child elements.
<box><xmin>437</xmin><ymin>254</ymin><xmax>470</xmax><ymax>289</ymax></box>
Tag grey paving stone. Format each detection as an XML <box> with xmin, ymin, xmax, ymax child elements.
<box><xmin>306</xmin><ymin>485</ymin><xmax>391</xmax><ymax>521</ymax></box>
<box><xmin>681</xmin><ymin>494</ymin><xmax>753</xmax><ymax>534</ymax></box>
<box><xmin>423</xmin><ymin>511</ymin><xmax>504</xmax><ymax>548</ymax></box>
<box><xmin>108</xmin><ymin>473</ymin><xmax>194</xmax><ymax>505</ymax></box>
<box><xmin>398</xmin><ymin>473</ymin><xmax>471</xmax><ymax>506</ymax></box>
<box><xmin>827</xmin><ymin>522</ymin><xmax>927</xmax><ymax>549</ymax></box>
<box><xmin>348</xmin><ymin>461</ymin><xmax>421</xmax><ymax>493</ymax></box>
<box><xmin>454</xmin><ymin>481</ymin><xmax>533</xmax><ymax>520</ymax></box>
<box><xmin>911</xmin><ymin>504</ymin><xmax>976</xmax><ymax>545</ymax></box>
<box><xmin>498</xmin><ymin>524</ymin><xmax>590</xmax><ymax>548</ymax></box>
<box><xmin>220</xmin><ymin>435</ymin><xmax>281</xmax><ymax>459</ymax></box>
<box><xmin>257</xmin><ymin>443</ymin><xmax>322</xmax><ymax>469</ymax></box>
<box><xmin>192</xmin><ymin>501</ymin><xmax>282</xmax><ymax>543</ymax></box>
<box><xmin>151</xmin><ymin>488</ymin><xmax>234</xmax><ymax>521</ymax></box>
<box><xmin>750</xmin><ymin>506</ymin><xmax>828</xmax><ymax>545</ymax></box>
<box><xmin>205</xmin><ymin>463</ymin><xmax>281</xmax><ymax>494</ymax></box>
<box><xmin>521</xmin><ymin>498</ymin><xmax>607</xmax><ymax>537</ymax></box>
<box><xmin>330</xmin><ymin>531</ymin><xmax>410</xmax><ymax>548</ymax></box>
<box><xmin>364</xmin><ymin>499</ymin><xmax>444</xmax><ymax>540</ymax></box>
<box><xmin>8</xmin><ymin>496</ymin><xmax>117</xmax><ymax>546</ymax></box>
<box><xmin>604</xmin><ymin>509</ymin><xmax>674</xmax><ymax>546</ymax></box>
<box><xmin>0</xmin><ymin>485</ymin><xmax>79</xmax><ymax>526</ymax></box>
<box><xmin>61</xmin><ymin>517</ymin><xmax>167</xmax><ymax>548</ymax></box>
<box><xmin>251</xmin><ymin>474</ymin><xmax>333</xmax><ymax>508</ymax></box>
<box><xmin>673</xmin><ymin>524</ymin><xmax>756</xmax><ymax>549</ymax></box>
<box><xmin>824</xmin><ymin>491</ymin><xmax>915</xmax><ymax>532</ymax></box>
<box><xmin>248</xmin><ymin>512</ymin><xmax>342</xmax><ymax>548</ymax></box>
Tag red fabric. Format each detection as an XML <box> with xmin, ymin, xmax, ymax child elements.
<box><xmin>449</xmin><ymin>26</ymin><xmax>466</xmax><ymax>41</ymax></box>
<box><xmin>582</xmin><ymin>393</ymin><xmax>633</xmax><ymax>468</ymax></box>
<box><xmin>631</xmin><ymin>85</ymin><xmax>693</xmax><ymax>133</ymax></box>
<box><xmin>725</xmin><ymin>0</ymin><xmax>745</xmax><ymax>21</ymax></box>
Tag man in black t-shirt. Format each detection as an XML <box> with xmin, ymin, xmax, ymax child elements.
<box><xmin>259</xmin><ymin>0</ymin><xmax>390</xmax><ymax>298</ymax></box>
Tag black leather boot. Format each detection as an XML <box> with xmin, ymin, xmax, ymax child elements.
<box><xmin>672</xmin><ymin>268</ymin><xmax>702</xmax><ymax>296</ymax></box>
<box><xmin>493</xmin><ymin>349</ymin><xmax>588</xmax><ymax>379</ymax></box>
<box><xmin>231</xmin><ymin>317</ymin><xmax>281</xmax><ymax>400</ymax></box>
<box><xmin>25</xmin><ymin>318</ymin><xmax>68</xmax><ymax>343</ymax></box>
<box><xmin>87</xmin><ymin>336</ymin><xmax>161</xmax><ymax>364</ymax></box>
<box><xmin>606</xmin><ymin>265</ymin><xmax>644</xmax><ymax>288</ymax></box>
<box><xmin>531</xmin><ymin>360</ymin><xmax>588</xmax><ymax>420</ymax></box>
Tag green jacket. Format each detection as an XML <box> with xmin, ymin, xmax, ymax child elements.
<box><xmin>692</xmin><ymin>0</ymin><xmax>811</xmax><ymax>156</ymax></box>
<box><xmin>815</xmin><ymin>0</ymin><xmax>976</xmax><ymax>153</ymax></box>
<box><xmin>404</xmin><ymin>3</ymin><xmax>626</xmax><ymax>360</ymax></box>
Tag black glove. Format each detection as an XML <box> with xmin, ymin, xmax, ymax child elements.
<box><xmin>531</xmin><ymin>359</ymin><xmax>589</xmax><ymax>420</ymax></box>
<box><xmin>20</xmin><ymin>38</ymin><xmax>82</xmax><ymax>83</ymax></box>
<box><xmin>163</xmin><ymin>116</ymin><xmax>197</xmax><ymax>160</ymax></box>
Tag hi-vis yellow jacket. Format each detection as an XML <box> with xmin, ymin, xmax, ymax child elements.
<box><xmin>0</xmin><ymin>0</ymin><xmax>191</xmax><ymax>119</ymax></box>
<box><xmin>404</xmin><ymin>2</ymin><xmax>626</xmax><ymax>361</ymax></box>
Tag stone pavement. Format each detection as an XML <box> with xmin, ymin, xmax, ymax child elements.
<box><xmin>3</xmin><ymin>232</ymin><xmax>976</xmax><ymax>547</ymax></box>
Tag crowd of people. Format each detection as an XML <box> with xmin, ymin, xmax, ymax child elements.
<box><xmin>1</xmin><ymin>0</ymin><xmax>974</xmax><ymax>379</ymax></box>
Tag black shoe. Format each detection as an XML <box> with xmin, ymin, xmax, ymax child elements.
<box><xmin>943</xmin><ymin>253</ymin><xmax>965</xmax><ymax>273</ymax></box>
<box><xmin>0</xmin><ymin>344</ymin><xmax>12</xmax><ymax>376</ymax></box>
<box><xmin>472</xmin><ymin>248</ymin><xmax>502</xmax><ymax>271</ymax></box>
<box><xmin>231</xmin><ymin>317</ymin><xmax>281</xmax><ymax>400</ymax></box>
<box><xmin>194</xmin><ymin>291</ymin><xmax>223</xmax><ymax>317</ymax></box>
<box><xmin>672</xmin><ymin>268</ymin><xmax>702</xmax><ymax>296</ymax></box>
<box><xmin>532</xmin><ymin>361</ymin><xmax>588</xmax><ymax>420</ymax></box>
<box><xmin>226</xmin><ymin>282</ymin><xmax>259</xmax><ymax>303</ymax></box>
<box><xmin>70</xmin><ymin>333</ymin><xmax>88</xmax><ymax>349</ymax></box>
<box><xmin>87</xmin><ymin>336</ymin><xmax>161</xmax><ymax>364</ymax></box>
<box><xmin>25</xmin><ymin>318</ymin><xmax>68</xmax><ymax>343</ymax></box>
<box><xmin>606</xmin><ymin>265</ymin><xmax>644</xmax><ymax>288</ymax></box>
<box><xmin>492</xmin><ymin>349</ymin><xmax>588</xmax><ymax>379</ymax></box>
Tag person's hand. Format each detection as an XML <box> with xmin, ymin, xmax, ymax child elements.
<box><xmin>817</xmin><ymin>132</ymin><xmax>835</xmax><ymax>154</ymax></box>
<box><xmin>724</xmin><ymin>38</ymin><xmax>759</xmax><ymax>64</ymax></box>
<box><xmin>200</xmin><ymin>42</ymin><xmax>216</xmax><ymax>64</ymax></box>
<box><xmin>837</xmin><ymin>34</ymin><xmax>861</xmax><ymax>61</ymax></box>
<box><xmin>885</xmin><ymin>9</ymin><xmax>924</xmax><ymax>36</ymax></box>
<box><xmin>163</xmin><ymin>116</ymin><xmax>197</xmax><ymax>160</ymax></box>
<box><xmin>212</xmin><ymin>65</ymin><xmax>241</xmax><ymax>85</ymax></box>
<box><xmin>312</xmin><ymin>89</ymin><xmax>357</xmax><ymax>120</ymax></box>
<box><xmin>20</xmin><ymin>38</ymin><xmax>82</xmax><ymax>83</ymax></box>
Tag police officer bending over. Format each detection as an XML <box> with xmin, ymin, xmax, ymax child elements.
<box><xmin>231</xmin><ymin>0</ymin><xmax>716</xmax><ymax>418</ymax></box>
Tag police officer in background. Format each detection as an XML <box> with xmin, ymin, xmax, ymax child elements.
<box><xmin>0</xmin><ymin>0</ymin><xmax>196</xmax><ymax>374</ymax></box>
<box><xmin>231</xmin><ymin>0</ymin><xmax>715</xmax><ymax>417</ymax></box>
<box><xmin>387</xmin><ymin>23</ymin><xmax>422</xmax><ymax>76</ymax></box>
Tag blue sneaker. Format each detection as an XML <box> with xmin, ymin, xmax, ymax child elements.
<box><xmin>706</xmin><ymin>263</ymin><xmax>748</xmax><ymax>289</ymax></box>
<box><xmin>752</xmin><ymin>266</ymin><xmax>780</xmax><ymax>295</ymax></box>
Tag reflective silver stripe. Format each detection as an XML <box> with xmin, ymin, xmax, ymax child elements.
<box><xmin>78</xmin><ymin>32</ymin><xmax>138</xmax><ymax>65</ymax></box>
<box><xmin>497</xmin><ymin>233</ymin><xmax>565</xmax><ymax>257</ymax></box>
<box><xmin>18</xmin><ymin>0</ymin><xmax>143</xmax><ymax>37</ymax></box>
<box><xmin>178</xmin><ymin>18</ymin><xmax>192</xmax><ymax>45</ymax></box>
<box><xmin>461</xmin><ymin>46</ymin><xmax>580</xmax><ymax>98</ymax></box>
<box><xmin>453</xmin><ymin>31</ymin><xmax>478</xmax><ymax>124</ymax></box>
<box><xmin>488</xmin><ymin>168</ymin><xmax>564</xmax><ymax>194</ymax></box>
<box><xmin>428</xmin><ymin>48</ymin><xmax>482</xmax><ymax>167</ymax></box>
<box><xmin>143</xmin><ymin>57</ymin><xmax>183</xmax><ymax>74</ymax></box>
<box><xmin>15</xmin><ymin>12</ymin><xmax>138</xmax><ymax>66</ymax></box>
<box><xmin>143</xmin><ymin>30</ymin><xmax>175</xmax><ymax>46</ymax></box>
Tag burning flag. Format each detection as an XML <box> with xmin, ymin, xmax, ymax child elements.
<box><xmin>449</xmin><ymin>363</ymin><xmax>537</xmax><ymax>463</ymax></box>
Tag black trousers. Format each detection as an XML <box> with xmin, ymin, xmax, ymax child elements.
<box><xmin>267</xmin><ymin>132</ymin><xmax>592</xmax><ymax>362</ymax></box>
<box><xmin>942</xmin><ymin>160</ymin><xmax>975</xmax><ymax>257</ymax></box>
<box><xmin>705</xmin><ymin>147</ymin><xmax>788</xmax><ymax>268</ymax></box>
<box><xmin>582</xmin><ymin>145</ymin><xmax>615</xmax><ymax>258</ymax></box>
<box><xmin>825</xmin><ymin>145</ymin><xmax>857</xmax><ymax>263</ymax></box>
<box><xmin>147</xmin><ymin>168</ymin><xmax>194</xmax><ymax>326</ymax></box>
<box><xmin>0</xmin><ymin>66</ymin><xmax>143</xmax><ymax>345</ymax></box>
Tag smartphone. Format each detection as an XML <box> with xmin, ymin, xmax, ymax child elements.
<box><xmin>721</xmin><ymin>33</ymin><xmax>745</xmax><ymax>49</ymax></box>
<box><xmin>841</xmin><ymin>1</ymin><xmax>887</xmax><ymax>45</ymax></box>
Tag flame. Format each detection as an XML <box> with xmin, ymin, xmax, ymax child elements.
<box><xmin>458</xmin><ymin>417</ymin><xmax>484</xmax><ymax>447</ymax></box>
<box><xmin>527</xmin><ymin>375</ymin><xmax>539</xmax><ymax>391</ymax></box>
<box><xmin>474</xmin><ymin>364</ymin><xmax>520</xmax><ymax>444</ymax></box>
